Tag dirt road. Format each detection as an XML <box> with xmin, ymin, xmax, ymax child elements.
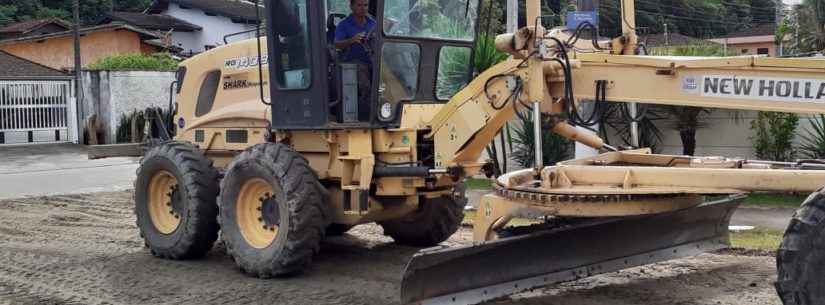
<box><xmin>0</xmin><ymin>191</ymin><xmax>781</xmax><ymax>305</ymax></box>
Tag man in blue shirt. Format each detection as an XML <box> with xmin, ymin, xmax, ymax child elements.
<box><xmin>334</xmin><ymin>0</ymin><xmax>375</xmax><ymax>120</ymax></box>
<box><xmin>334</xmin><ymin>0</ymin><xmax>376</xmax><ymax>65</ymax></box>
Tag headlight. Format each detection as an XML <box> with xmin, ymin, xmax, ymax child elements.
<box><xmin>380</xmin><ymin>102</ymin><xmax>393</xmax><ymax>120</ymax></box>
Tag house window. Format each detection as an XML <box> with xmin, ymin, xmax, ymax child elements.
<box><xmin>757</xmin><ymin>48</ymin><xmax>770</xmax><ymax>55</ymax></box>
<box><xmin>741</xmin><ymin>49</ymin><xmax>750</xmax><ymax>54</ymax></box>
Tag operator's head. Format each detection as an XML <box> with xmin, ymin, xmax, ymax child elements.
<box><xmin>350</xmin><ymin>0</ymin><xmax>369</xmax><ymax>18</ymax></box>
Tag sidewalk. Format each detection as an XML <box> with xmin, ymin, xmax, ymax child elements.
<box><xmin>0</xmin><ymin>143</ymin><xmax>138</xmax><ymax>199</ymax></box>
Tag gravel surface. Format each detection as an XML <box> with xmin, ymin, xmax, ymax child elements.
<box><xmin>0</xmin><ymin>191</ymin><xmax>782</xmax><ymax>305</ymax></box>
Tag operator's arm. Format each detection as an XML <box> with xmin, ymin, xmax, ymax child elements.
<box><xmin>334</xmin><ymin>37</ymin><xmax>357</xmax><ymax>49</ymax></box>
<box><xmin>334</xmin><ymin>26</ymin><xmax>364</xmax><ymax>50</ymax></box>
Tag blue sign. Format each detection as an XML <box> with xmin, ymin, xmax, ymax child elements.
<box><xmin>566</xmin><ymin>11</ymin><xmax>598</xmax><ymax>29</ymax></box>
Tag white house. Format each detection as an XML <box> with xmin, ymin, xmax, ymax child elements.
<box><xmin>146</xmin><ymin>0</ymin><xmax>260</xmax><ymax>55</ymax></box>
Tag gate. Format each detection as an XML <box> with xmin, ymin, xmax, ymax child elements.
<box><xmin>0</xmin><ymin>80</ymin><xmax>77</xmax><ymax>145</ymax></box>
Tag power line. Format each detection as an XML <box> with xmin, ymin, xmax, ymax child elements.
<box><xmin>715</xmin><ymin>0</ymin><xmax>777</xmax><ymax>12</ymax></box>
<box><xmin>635</xmin><ymin>0</ymin><xmax>775</xmax><ymax>16</ymax></box>
<box><xmin>599</xmin><ymin>0</ymin><xmax>775</xmax><ymax>14</ymax></box>
<box><xmin>635</xmin><ymin>10</ymin><xmax>752</xmax><ymax>25</ymax></box>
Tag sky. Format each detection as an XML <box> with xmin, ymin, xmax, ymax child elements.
<box><xmin>783</xmin><ymin>0</ymin><xmax>802</xmax><ymax>5</ymax></box>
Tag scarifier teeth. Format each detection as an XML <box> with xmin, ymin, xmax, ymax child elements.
<box><xmin>496</xmin><ymin>188</ymin><xmax>680</xmax><ymax>204</ymax></box>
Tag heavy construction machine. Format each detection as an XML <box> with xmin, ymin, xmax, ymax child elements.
<box><xmin>131</xmin><ymin>0</ymin><xmax>825</xmax><ymax>304</ymax></box>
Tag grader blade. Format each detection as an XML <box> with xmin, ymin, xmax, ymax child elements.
<box><xmin>400</xmin><ymin>195</ymin><xmax>743</xmax><ymax>305</ymax></box>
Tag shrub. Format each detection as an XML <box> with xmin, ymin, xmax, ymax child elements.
<box><xmin>435</xmin><ymin>33</ymin><xmax>508</xmax><ymax>99</ymax></box>
<box><xmin>751</xmin><ymin>112</ymin><xmax>799</xmax><ymax>161</ymax></box>
<box><xmin>510</xmin><ymin>112</ymin><xmax>574</xmax><ymax>168</ymax></box>
<box><xmin>473</xmin><ymin>33</ymin><xmax>508</xmax><ymax>74</ymax></box>
<box><xmin>87</xmin><ymin>53</ymin><xmax>179</xmax><ymax>71</ymax></box>
<box><xmin>436</xmin><ymin>46</ymin><xmax>472</xmax><ymax>100</ymax></box>
<box><xmin>798</xmin><ymin>114</ymin><xmax>825</xmax><ymax>159</ymax></box>
<box><xmin>115</xmin><ymin>110</ymin><xmax>145</xmax><ymax>143</ymax></box>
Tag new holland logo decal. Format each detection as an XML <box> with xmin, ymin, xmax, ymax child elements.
<box><xmin>683</xmin><ymin>75</ymin><xmax>825</xmax><ymax>103</ymax></box>
<box><xmin>225</xmin><ymin>55</ymin><xmax>268</xmax><ymax>70</ymax></box>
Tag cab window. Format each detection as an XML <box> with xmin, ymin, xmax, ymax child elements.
<box><xmin>383</xmin><ymin>0</ymin><xmax>479</xmax><ymax>41</ymax></box>
<box><xmin>272</xmin><ymin>0</ymin><xmax>312</xmax><ymax>90</ymax></box>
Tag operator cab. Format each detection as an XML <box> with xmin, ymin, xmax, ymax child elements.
<box><xmin>264</xmin><ymin>0</ymin><xmax>479</xmax><ymax>129</ymax></box>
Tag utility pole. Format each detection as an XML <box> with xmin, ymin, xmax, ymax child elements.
<box><xmin>73</xmin><ymin>0</ymin><xmax>81</xmax><ymax>98</ymax></box>
<box><xmin>776</xmin><ymin>0</ymin><xmax>783</xmax><ymax>56</ymax></box>
<box><xmin>506</xmin><ymin>0</ymin><xmax>518</xmax><ymax>33</ymax></box>
<box><xmin>73</xmin><ymin>0</ymin><xmax>83</xmax><ymax>144</ymax></box>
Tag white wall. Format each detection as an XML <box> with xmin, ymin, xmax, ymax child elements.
<box><xmin>80</xmin><ymin>71</ymin><xmax>176</xmax><ymax>143</ymax></box>
<box><xmin>478</xmin><ymin>109</ymin><xmax>824</xmax><ymax>174</ymax></box>
<box><xmin>652</xmin><ymin>109</ymin><xmax>821</xmax><ymax>159</ymax></box>
<box><xmin>164</xmin><ymin>3</ymin><xmax>257</xmax><ymax>54</ymax></box>
<box><xmin>595</xmin><ymin>108</ymin><xmax>822</xmax><ymax>159</ymax></box>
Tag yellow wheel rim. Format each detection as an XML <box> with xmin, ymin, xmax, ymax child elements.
<box><xmin>148</xmin><ymin>170</ymin><xmax>181</xmax><ymax>234</ymax></box>
<box><xmin>237</xmin><ymin>178</ymin><xmax>279</xmax><ymax>249</ymax></box>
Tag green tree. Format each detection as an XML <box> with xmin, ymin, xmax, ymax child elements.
<box><xmin>0</xmin><ymin>0</ymin><xmax>147</xmax><ymax>27</ymax></box>
<box><xmin>792</xmin><ymin>0</ymin><xmax>825</xmax><ymax>52</ymax></box>
<box><xmin>113</xmin><ymin>0</ymin><xmax>151</xmax><ymax>11</ymax></box>
<box><xmin>0</xmin><ymin>5</ymin><xmax>16</xmax><ymax>26</ymax></box>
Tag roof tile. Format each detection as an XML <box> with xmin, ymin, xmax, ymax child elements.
<box><xmin>106</xmin><ymin>12</ymin><xmax>202</xmax><ymax>31</ymax></box>
<box><xmin>0</xmin><ymin>51</ymin><xmax>68</xmax><ymax>78</ymax></box>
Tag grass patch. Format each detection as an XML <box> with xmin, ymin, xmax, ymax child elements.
<box><xmin>729</xmin><ymin>228</ymin><xmax>784</xmax><ymax>250</ymax></box>
<box><xmin>465</xmin><ymin>177</ymin><xmax>493</xmax><ymax>190</ymax></box>
<box><xmin>743</xmin><ymin>193</ymin><xmax>806</xmax><ymax>208</ymax></box>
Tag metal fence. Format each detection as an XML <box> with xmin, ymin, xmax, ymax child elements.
<box><xmin>0</xmin><ymin>80</ymin><xmax>77</xmax><ymax>145</ymax></box>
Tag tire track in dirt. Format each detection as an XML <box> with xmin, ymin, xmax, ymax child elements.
<box><xmin>0</xmin><ymin>191</ymin><xmax>784</xmax><ymax>305</ymax></box>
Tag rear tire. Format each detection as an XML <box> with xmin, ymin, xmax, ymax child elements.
<box><xmin>776</xmin><ymin>189</ymin><xmax>825</xmax><ymax>305</ymax></box>
<box><xmin>134</xmin><ymin>141</ymin><xmax>220</xmax><ymax>259</ymax></box>
<box><xmin>219</xmin><ymin>143</ymin><xmax>330</xmax><ymax>277</ymax></box>
<box><xmin>380</xmin><ymin>183</ymin><xmax>467</xmax><ymax>247</ymax></box>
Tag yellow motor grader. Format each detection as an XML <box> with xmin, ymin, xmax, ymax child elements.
<box><xmin>130</xmin><ymin>0</ymin><xmax>825</xmax><ymax>304</ymax></box>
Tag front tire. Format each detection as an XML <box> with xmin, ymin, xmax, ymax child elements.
<box><xmin>134</xmin><ymin>141</ymin><xmax>220</xmax><ymax>259</ymax></box>
<box><xmin>219</xmin><ymin>143</ymin><xmax>330</xmax><ymax>277</ymax></box>
<box><xmin>776</xmin><ymin>189</ymin><xmax>825</xmax><ymax>305</ymax></box>
<box><xmin>379</xmin><ymin>183</ymin><xmax>467</xmax><ymax>247</ymax></box>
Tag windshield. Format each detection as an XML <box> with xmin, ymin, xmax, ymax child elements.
<box><xmin>383</xmin><ymin>0</ymin><xmax>478</xmax><ymax>41</ymax></box>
